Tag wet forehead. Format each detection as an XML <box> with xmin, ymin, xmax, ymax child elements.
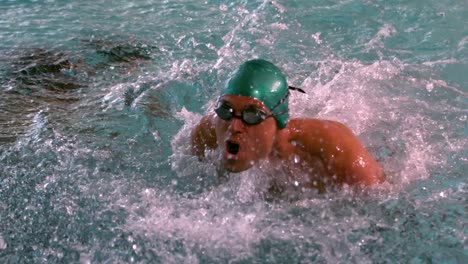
<box><xmin>219</xmin><ymin>95</ymin><xmax>269</xmax><ymax>112</ymax></box>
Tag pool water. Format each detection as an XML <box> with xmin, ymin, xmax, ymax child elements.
<box><xmin>0</xmin><ymin>0</ymin><xmax>466</xmax><ymax>263</ymax></box>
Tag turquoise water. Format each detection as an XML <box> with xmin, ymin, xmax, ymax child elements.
<box><xmin>0</xmin><ymin>0</ymin><xmax>466</xmax><ymax>263</ymax></box>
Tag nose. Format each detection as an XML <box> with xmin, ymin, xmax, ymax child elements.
<box><xmin>228</xmin><ymin>116</ymin><xmax>244</xmax><ymax>132</ymax></box>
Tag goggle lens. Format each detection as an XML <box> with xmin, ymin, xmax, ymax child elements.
<box><xmin>215</xmin><ymin>103</ymin><xmax>268</xmax><ymax>125</ymax></box>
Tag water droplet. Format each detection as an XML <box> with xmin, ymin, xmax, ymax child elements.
<box><xmin>79</xmin><ymin>253</ymin><xmax>91</xmax><ymax>264</ymax></box>
<box><xmin>0</xmin><ymin>236</ymin><xmax>7</xmax><ymax>250</ymax></box>
<box><xmin>152</xmin><ymin>131</ymin><xmax>160</xmax><ymax>141</ymax></box>
<box><xmin>219</xmin><ymin>4</ymin><xmax>228</xmax><ymax>11</ymax></box>
<box><xmin>293</xmin><ymin>155</ymin><xmax>300</xmax><ymax>163</ymax></box>
<box><xmin>426</xmin><ymin>82</ymin><xmax>434</xmax><ymax>92</ymax></box>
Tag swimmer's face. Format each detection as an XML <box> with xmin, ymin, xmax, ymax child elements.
<box><xmin>215</xmin><ymin>95</ymin><xmax>278</xmax><ymax>172</ymax></box>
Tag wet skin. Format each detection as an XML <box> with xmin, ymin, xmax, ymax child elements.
<box><xmin>191</xmin><ymin>95</ymin><xmax>385</xmax><ymax>190</ymax></box>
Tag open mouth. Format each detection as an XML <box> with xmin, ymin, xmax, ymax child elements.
<box><xmin>226</xmin><ymin>141</ymin><xmax>240</xmax><ymax>155</ymax></box>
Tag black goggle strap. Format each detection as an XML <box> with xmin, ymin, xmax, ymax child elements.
<box><xmin>269</xmin><ymin>86</ymin><xmax>306</xmax><ymax>114</ymax></box>
<box><xmin>288</xmin><ymin>86</ymin><xmax>306</xmax><ymax>93</ymax></box>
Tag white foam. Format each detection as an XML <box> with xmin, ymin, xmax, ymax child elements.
<box><xmin>312</xmin><ymin>32</ymin><xmax>322</xmax><ymax>45</ymax></box>
<box><xmin>289</xmin><ymin>55</ymin><xmax>460</xmax><ymax>188</ymax></box>
<box><xmin>270</xmin><ymin>0</ymin><xmax>286</xmax><ymax>13</ymax></box>
<box><xmin>366</xmin><ymin>24</ymin><xmax>397</xmax><ymax>52</ymax></box>
<box><xmin>268</xmin><ymin>23</ymin><xmax>288</xmax><ymax>31</ymax></box>
<box><xmin>457</xmin><ymin>36</ymin><xmax>468</xmax><ymax>51</ymax></box>
<box><xmin>213</xmin><ymin>0</ymin><xmax>273</xmax><ymax>69</ymax></box>
<box><xmin>124</xmin><ymin>186</ymin><xmax>267</xmax><ymax>260</ymax></box>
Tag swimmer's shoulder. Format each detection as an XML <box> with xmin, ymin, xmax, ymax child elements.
<box><xmin>286</xmin><ymin>118</ymin><xmax>352</xmax><ymax>137</ymax></box>
<box><xmin>287</xmin><ymin>118</ymin><xmax>386</xmax><ymax>185</ymax></box>
<box><xmin>191</xmin><ymin>114</ymin><xmax>217</xmax><ymax>157</ymax></box>
<box><xmin>283</xmin><ymin>118</ymin><xmax>363</xmax><ymax>157</ymax></box>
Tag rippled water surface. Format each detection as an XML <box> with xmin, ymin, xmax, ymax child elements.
<box><xmin>0</xmin><ymin>0</ymin><xmax>466</xmax><ymax>263</ymax></box>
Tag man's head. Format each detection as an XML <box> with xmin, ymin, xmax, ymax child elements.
<box><xmin>214</xmin><ymin>59</ymin><xmax>289</xmax><ymax>172</ymax></box>
<box><xmin>221</xmin><ymin>59</ymin><xmax>289</xmax><ymax>129</ymax></box>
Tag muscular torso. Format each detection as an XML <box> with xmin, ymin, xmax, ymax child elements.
<box><xmin>267</xmin><ymin>126</ymin><xmax>334</xmax><ymax>193</ymax></box>
<box><xmin>262</xmin><ymin>155</ymin><xmax>328</xmax><ymax>194</ymax></box>
<box><xmin>192</xmin><ymin>116</ymin><xmax>385</xmax><ymax>192</ymax></box>
<box><xmin>270</xmin><ymin>118</ymin><xmax>385</xmax><ymax>190</ymax></box>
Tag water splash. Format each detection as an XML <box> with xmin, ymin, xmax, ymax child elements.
<box><xmin>0</xmin><ymin>0</ymin><xmax>465</xmax><ymax>263</ymax></box>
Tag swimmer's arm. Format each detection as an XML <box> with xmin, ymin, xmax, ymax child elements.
<box><xmin>190</xmin><ymin>114</ymin><xmax>218</xmax><ymax>158</ymax></box>
<box><xmin>291</xmin><ymin>119</ymin><xmax>385</xmax><ymax>186</ymax></box>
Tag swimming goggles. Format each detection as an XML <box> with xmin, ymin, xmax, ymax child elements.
<box><xmin>214</xmin><ymin>86</ymin><xmax>304</xmax><ymax>125</ymax></box>
<box><xmin>214</xmin><ymin>102</ymin><xmax>275</xmax><ymax>125</ymax></box>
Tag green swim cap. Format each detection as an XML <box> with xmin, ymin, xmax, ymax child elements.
<box><xmin>221</xmin><ymin>59</ymin><xmax>289</xmax><ymax>129</ymax></box>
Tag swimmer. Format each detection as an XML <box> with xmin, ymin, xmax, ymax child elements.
<box><xmin>191</xmin><ymin>59</ymin><xmax>385</xmax><ymax>191</ymax></box>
